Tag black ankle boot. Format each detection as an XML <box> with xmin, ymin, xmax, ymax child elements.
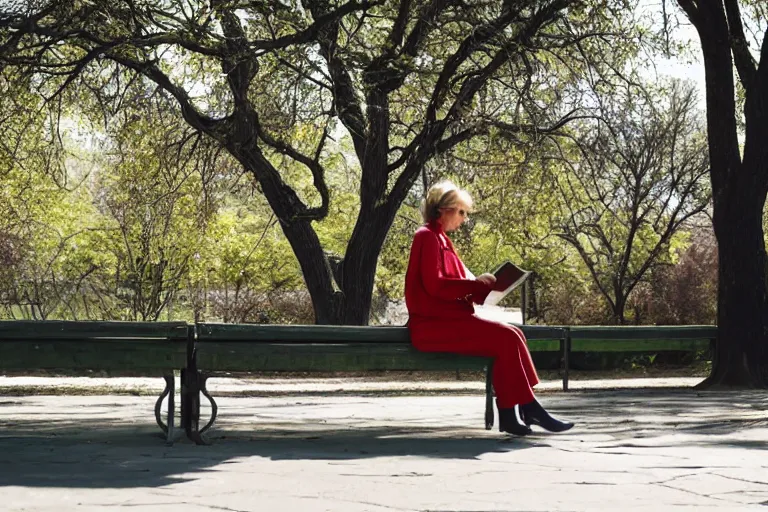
<box><xmin>520</xmin><ymin>398</ymin><xmax>574</xmax><ymax>433</ymax></box>
<box><xmin>497</xmin><ymin>402</ymin><xmax>532</xmax><ymax>436</ymax></box>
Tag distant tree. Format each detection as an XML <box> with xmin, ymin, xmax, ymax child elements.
<box><xmin>628</xmin><ymin>221</ymin><xmax>717</xmax><ymax>325</ymax></box>
<box><xmin>0</xmin><ymin>68</ymin><xmax>107</xmax><ymax>319</ymax></box>
<box><xmin>554</xmin><ymin>80</ymin><xmax>711</xmax><ymax>324</ymax></box>
<box><xmin>96</xmin><ymin>97</ymin><xmax>218</xmax><ymax>321</ymax></box>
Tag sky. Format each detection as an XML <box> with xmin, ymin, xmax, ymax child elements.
<box><xmin>637</xmin><ymin>0</ymin><xmax>707</xmax><ymax>107</ymax></box>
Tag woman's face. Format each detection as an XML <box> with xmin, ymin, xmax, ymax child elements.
<box><xmin>439</xmin><ymin>203</ymin><xmax>470</xmax><ymax>232</ymax></box>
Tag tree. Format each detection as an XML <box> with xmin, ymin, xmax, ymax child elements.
<box><xmin>671</xmin><ymin>0</ymin><xmax>768</xmax><ymax>387</ymax></box>
<box><xmin>0</xmin><ymin>0</ymin><xmax>632</xmax><ymax>324</ymax></box>
<box><xmin>554</xmin><ymin>80</ymin><xmax>711</xmax><ymax>323</ymax></box>
<box><xmin>0</xmin><ymin>68</ymin><xmax>108</xmax><ymax>319</ymax></box>
<box><xmin>628</xmin><ymin>220</ymin><xmax>717</xmax><ymax>325</ymax></box>
<box><xmin>189</xmin><ymin>207</ymin><xmax>308</xmax><ymax>324</ymax></box>
<box><xmin>97</xmin><ymin>112</ymin><xmax>213</xmax><ymax>321</ymax></box>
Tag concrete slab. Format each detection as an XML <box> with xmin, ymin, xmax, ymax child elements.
<box><xmin>0</xmin><ymin>384</ymin><xmax>766</xmax><ymax>511</ymax></box>
<box><xmin>0</xmin><ymin>375</ymin><xmax>705</xmax><ymax>395</ymax></box>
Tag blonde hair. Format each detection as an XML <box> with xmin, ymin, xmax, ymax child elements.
<box><xmin>420</xmin><ymin>180</ymin><xmax>473</xmax><ymax>223</ymax></box>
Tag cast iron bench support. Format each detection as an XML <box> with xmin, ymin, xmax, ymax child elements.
<box><xmin>180</xmin><ymin>324</ymin><xmax>567</xmax><ymax>444</ymax></box>
<box><xmin>0</xmin><ymin>320</ymin><xmax>188</xmax><ymax>445</ymax></box>
<box><xmin>153</xmin><ymin>373</ymin><xmax>176</xmax><ymax>445</ymax></box>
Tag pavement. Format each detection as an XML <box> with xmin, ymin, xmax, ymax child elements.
<box><xmin>0</xmin><ymin>376</ymin><xmax>766</xmax><ymax>511</ymax></box>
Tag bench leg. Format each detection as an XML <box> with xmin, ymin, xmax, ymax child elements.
<box><xmin>485</xmin><ymin>361</ymin><xmax>494</xmax><ymax>430</ymax></box>
<box><xmin>181</xmin><ymin>368</ymin><xmax>205</xmax><ymax>445</ymax></box>
<box><xmin>562</xmin><ymin>332</ymin><xmax>571</xmax><ymax>392</ymax></box>
<box><xmin>166</xmin><ymin>373</ymin><xmax>175</xmax><ymax>445</ymax></box>
<box><xmin>181</xmin><ymin>369</ymin><xmax>217</xmax><ymax>445</ymax></box>
<box><xmin>198</xmin><ymin>374</ymin><xmax>218</xmax><ymax>436</ymax></box>
<box><xmin>154</xmin><ymin>373</ymin><xmax>175</xmax><ymax>444</ymax></box>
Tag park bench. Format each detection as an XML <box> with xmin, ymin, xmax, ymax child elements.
<box><xmin>0</xmin><ymin>320</ymin><xmax>717</xmax><ymax>445</ymax></box>
<box><xmin>564</xmin><ymin>325</ymin><xmax>717</xmax><ymax>390</ymax></box>
<box><xmin>181</xmin><ymin>323</ymin><xmax>568</xmax><ymax>444</ymax></box>
<box><xmin>181</xmin><ymin>323</ymin><xmax>716</xmax><ymax>443</ymax></box>
<box><xmin>0</xmin><ymin>320</ymin><xmax>189</xmax><ymax>444</ymax></box>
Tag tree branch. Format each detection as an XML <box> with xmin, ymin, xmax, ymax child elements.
<box><xmin>251</xmin><ymin>0</ymin><xmax>381</xmax><ymax>51</ymax></box>
<box><xmin>431</xmin><ymin>0</ymin><xmax>573</xmax><ymax>124</ymax></box>
<box><xmin>387</xmin><ymin>0</ymin><xmax>413</xmax><ymax>50</ymax></box>
<box><xmin>723</xmin><ymin>0</ymin><xmax>757</xmax><ymax>87</ymax></box>
<box><xmin>107</xmin><ymin>53</ymin><xmax>219</xmax><ymax>133</ymax></box>
<box><xmin>304</xmin><ymin>0</ymin><xmax>368</xmax><ymax>158</ymax></box>
<box><xmin>254</xmin><ymin>115</ymin><xmax>330</xmax><ymax>221</ymax></box>
<box><xmin>675</xmin><ymin>0</ymin><xmax>701</xmax><ymax>30</ymax></box>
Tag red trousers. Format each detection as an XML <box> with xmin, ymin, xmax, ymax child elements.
<box><xmin>408</xmin><ymin>314</ymin><xmax>538</xmax><ymax>408</ymax></box>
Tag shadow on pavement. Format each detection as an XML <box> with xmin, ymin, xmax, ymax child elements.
<box><xmin>0</xmin><ymin>388</ymin><xmax>765</xmax><ymax>490</ymax></box>
<box><xmin>547</xmin><ymin>388</ymin><xmax>768</xmax><ymax>447</ymax></box>
<box><xmin>0</xmin><ymin>421</ymin><xmax>536</xmax><ymax>489</ymax></box>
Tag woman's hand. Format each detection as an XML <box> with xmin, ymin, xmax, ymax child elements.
<box><xmin>476</xmin><ymin>273</ymin><xmax>497</xmax><ymax>288</ymax></box>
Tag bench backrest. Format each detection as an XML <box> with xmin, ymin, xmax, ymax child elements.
<box><xmin>568</xmin><ymin>325</ymin><xmax>716</xmax><ymax>352</ymax></box>
<box><xmin>0</xmin><ymin>320</ymin><xmax>189</xmax><ymax>374</ymax></box>
<box><xmin>192</xmin><ymin>323</ymin><xmax>568</xmax><ymax>372</ymax></box>
<box><xmin>0</xmin><ymin>321</ymin><xmax>717</xmax><ymax>375</ymax></box>
<box><xmin>195</xmin><ymin>323</ymin><xmax>567</xmax><ymax>342</ymax></box>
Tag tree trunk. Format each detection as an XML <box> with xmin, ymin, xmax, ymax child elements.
<box><xmin>338</xmin><ymin>202</ymin><xmax>401</xmax><ymax>325</ymax></box>
<box><xmin>277</xmin><ymin>200</ymin><xmax>399</xmax><ymax>326</ymax></box>
<box><xmin>613</xmin><ymin>296</ymin><xmax>627</xmax><ymax>325</ymax></box>
<box><xmin>701</xmin><ymin>170</ymin><xmax>768</xmax><ymax>388</ymax></box>
<box><xmin>233</xmin><ymin>135</ymin><xmax>403</xmax><ymax>325</ymax></box>
<box><xmin>230</xmin><ymin>139</ymin><xmax>342</xmax><ymax>324</ymax></box>
<box><xmin>683</xmin><ymin>0</ymin><xmax>768</xmax><ymax>389</ymax></box>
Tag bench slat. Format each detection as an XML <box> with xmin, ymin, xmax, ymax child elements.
<box><xmin>196</xmin><ymin>323</ymin><xmax>566</xmax><ymax>342</ymax></box>
<box><xmin>0</xmin><ymin>321</ymin><xmax>189</xmax><ymax>340</ymax></box>
<box><xmin>0</xmin><ymin>339</ymin><xmax>187</xmax><ymax>371</ymax></box>
<box><xmin>571</xmin><ymin>338</ymin><xmax>711</xmax><ymax>352</ymax></box>
<box><xmin>196</xmin><ymin>342</ymin><xmax>488</xmax><ymax>372</ymax></box>
<box><xmin>197</xmin><ymin>324</ymin><xmax>411</xmax><ymax>342</ymax></box>
<box><xmin>569</xmin><ymin>326</ymin><xmax>716</xmax><ymax>340</ymax></box>
<box><xmin>194</xmin><ymin>339</ymin><xmax>560</xmax><ymax>372</ymax></box>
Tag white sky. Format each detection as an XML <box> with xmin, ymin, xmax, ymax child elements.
<box><xmin>637</xmin><ymin>0</ymin><xmax>707</xmax><ymax>107</ymax></box>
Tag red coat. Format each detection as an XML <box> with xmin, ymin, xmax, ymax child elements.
<box><xmin>404</xmin><ymin>221</ymin><xmax>492</xmax><ymax>320</ymax></box>
<box><xmin>404</xmin><ymin>221</ymin><xmax>538</xmax><ymax>407</ymax></box>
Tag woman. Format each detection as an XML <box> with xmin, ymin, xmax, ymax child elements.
<box><xmin>404</xmin><ymin>180</ymin><xmax>574</xmax><ymax>436</ymax></box>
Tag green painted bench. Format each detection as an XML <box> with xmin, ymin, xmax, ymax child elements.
<box><xmin>564</xmin><ymin>325</ymin><xmax>717</xmax><ymax>390</ymax></box>
<box><xmin>181</xmin><ymin>323</ymin><xmax>717</xmax><ymax>443</ymax></box>
<box><xmin>0</xmin><ymin>320</ymin><xmax>717</xmax><ymax>445</ymax></box>
<box><xmin>181</xmin><ymin>323</ymin><xmax>568</xmax><ymax>443</ymax></box>
<box><xmin>0</xmin><ymin>320</ymin><xmax>189</xmax><ymax>444</ymax></box>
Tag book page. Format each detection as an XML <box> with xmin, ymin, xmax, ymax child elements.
<box><xmin>483</xmin><ymin>261</ymin><xmax>531</xmax><ymax>306</ymax></box>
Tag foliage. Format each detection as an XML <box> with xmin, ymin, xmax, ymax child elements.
<box><xmin>552</xmin><ymin>79</ymin><xmax>711</xmax><ymax>323</ymax></box>
<box><xmin>0</xmin><ymin>0</ymin><xmax>642</xmax><ymax>325</ymax></box>
<box><xmin>0</xmin><ymin>0</ymin><xmax>733</xmax><ymax>332</ymax></box>
<box><xmin>188</xmin><ymin>204</ymin><xmax>307</xmax><ymax>323</ymax></box>
<box><xmin>628</xmin><ymin>220</ymin><xmax>717</xmax><ymax>325</ymax></box>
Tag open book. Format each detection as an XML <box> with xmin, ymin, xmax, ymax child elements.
<box><xmin>483</xmin><ymin>261</ymin><xmax>532</xmax><ymax>306</ymax></box>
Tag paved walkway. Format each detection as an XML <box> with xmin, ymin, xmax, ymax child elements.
<box><xmin>0</xmin><ymin>374</ymin><xmax>706</xmax><ymax>394</ymax></box>
<box><xmin>0</xmin><ymin>378</ymin><xmax>766</xmax><ymax>511</ymax></box>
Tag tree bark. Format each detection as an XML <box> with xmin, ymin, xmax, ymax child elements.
<box><xmin>704</xmin><ymin>183</ymin><xmax>768</xmax><ymax>387</ymax></box>
<box><xmin>683</xmin><ymin>0</ymin><xmax>768</xmax><ymax>388</ymax></box>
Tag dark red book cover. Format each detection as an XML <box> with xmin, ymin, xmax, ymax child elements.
<box><xmin>484</xmin><ymin>261</ymin><xmax>531</xmax><ymax>305</ymax></box>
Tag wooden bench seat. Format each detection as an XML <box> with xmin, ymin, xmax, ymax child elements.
<box><xmin>0</xmin><ymin>320</ymin><xmax>189</xmax><ymax>444</ymax></box>
<box><xmin>0</xmin><ymin>320</ymin><xmax>717</xmax><ymax>444</ymax></box>
<box><xmin>182</xmin><ymin>323</ymin><xmax>567</xmax><ymax>443</ymax></box>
